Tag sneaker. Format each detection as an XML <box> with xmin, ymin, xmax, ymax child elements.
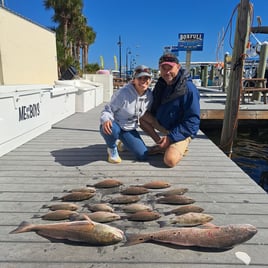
<box><xmin>107</xmin><ymin>147</ymin><xmax>122</xmax><ymax>163</ymax></box>
<box><xmin>147</xmin><ymin>145</ymin><xmax>165</xmax><ymax>155</ymax></box>
<box><xmin>117</xmin><ymin>140</ymin><xmax>127</xmax><ymax>152</ymax></box>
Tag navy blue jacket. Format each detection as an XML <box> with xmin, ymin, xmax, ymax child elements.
<box><xmin>151</xmin><ymin>69</ymin><xmax>200</xmax><ymax>143</ymax></box>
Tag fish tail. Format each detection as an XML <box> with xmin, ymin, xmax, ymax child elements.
<box><xmin>163</xmin><ymin>211</ymin><xmax>171</xmax><ymax>216</ymax></box>
<box><xmin>124</xmin><ymin>233</ymin><xmax>149</xmax><ymax>246</ymax></box>
<box><xmin>157</xmin><ymin>220</ymin><xmax>167</xmax><ymax>228</ymax></box>
<box><xmin>9</xmin><ymin>221</ymin><xmax>32</xmax><ymax>234</ymax></box>
<box><xmin>41</xmin><ymin>204</ymin><xmax>49</xmax><ymax>209</ymax></box>
<box><xmin>51</xmin><ymin>196</ymin><xmax>60</xmax><ymax>201</ymax></box>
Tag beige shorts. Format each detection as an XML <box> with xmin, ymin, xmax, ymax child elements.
<box><xmin>169</xmin><ymin>136</ymin><xmax>192</xmax><ymax>157</ymax></box>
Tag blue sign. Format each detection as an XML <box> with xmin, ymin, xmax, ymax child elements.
<box><xmin>178</xmin><ymin>33</ymin><xmax>204</xmax><ymax>51</ymax></box>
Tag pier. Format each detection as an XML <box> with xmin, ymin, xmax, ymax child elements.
<box><xmin>0</xmin><ymin>103</ymin><xmax>267</xmax><ymax>267</ymax></box>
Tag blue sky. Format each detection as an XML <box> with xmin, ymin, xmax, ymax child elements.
<box><xmin>3</xmin><ymin>0</ymin><xmax>268</xmax><ymax>70</ymax></box>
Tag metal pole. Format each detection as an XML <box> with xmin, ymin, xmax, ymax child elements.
<box><xmin>117</xmin><ymin>36</ymin><xmax>122</xmax><ymax>78</ymax></box>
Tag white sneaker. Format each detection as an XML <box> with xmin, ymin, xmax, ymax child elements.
<box><xmin>107</xmin><ymin>147</ymin><xmax>122</xmax><ymax>164</ymax></box>
<box><xmin>117</xmin><ymin>140</ymin><xmax>127</xmax><ymax>152</ymax></box>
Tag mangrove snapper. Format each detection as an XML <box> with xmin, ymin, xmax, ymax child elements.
<box><xmin>164</xmin><ymin>205</ymin><xmax>204</xmax><ymax>216</ymax></box>
<box><xmin>156</xmin><ymin>195</ymin><xmax>195</xmax><ymax>205</ymax></box>
<box><xmin>42</xmin><ymin>203</ymin><xmax>79</xmax><ymax>211</ymax></box>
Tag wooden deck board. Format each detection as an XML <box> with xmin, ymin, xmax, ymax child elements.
<box><xmin>0</xmin><ymin>104</ymin><xmax>267</xmax><ymax>267</ymax></box>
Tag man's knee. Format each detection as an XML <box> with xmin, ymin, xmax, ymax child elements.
<box><xmin>163</xmin><ymin>149</ymin><xmax>183</xmax><ymax>168</ymax></box>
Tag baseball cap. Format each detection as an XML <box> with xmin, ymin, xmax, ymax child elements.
<box><xmin>133</xmin><ymin>65</ymin><xmax>152</xmax><ymax>78</ymax></box>
<box><xmin>159</xmin><ymin>53</ymin><xmax>179</xmax><ymax>67</ymax></box>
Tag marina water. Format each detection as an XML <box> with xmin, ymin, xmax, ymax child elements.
<box><xmin>202</xmin><ymin>126</ymin><xmax>268</xmax><ymax>193</ymax></box>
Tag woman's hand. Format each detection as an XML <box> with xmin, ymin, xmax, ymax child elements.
<box><xmin>102</xmin><ymin>120</ymin><xmax>113</xmax><ymax>135</ymax></box>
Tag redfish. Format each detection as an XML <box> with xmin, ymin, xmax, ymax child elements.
<box><xmin>124</xmin><ymin>224</ymin><xmax>257</xmax><ymax>249</ymax></box>
<box><xmin>10</xmin><ymin>215</ymin><xmax>124</xmax><ymax>246</ymax></box>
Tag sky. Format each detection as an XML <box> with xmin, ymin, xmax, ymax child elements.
<box><xmin>3</xmin><ymin>0</ymin><xmax>268</xmax><ymax>70</ymax></box>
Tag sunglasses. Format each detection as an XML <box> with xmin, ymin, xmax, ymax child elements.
<box><xmin>134</xmin><ymin>68</ymin><xmax>151</xmax><ymax>75</ymax></box>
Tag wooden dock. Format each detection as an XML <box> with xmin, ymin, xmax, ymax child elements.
<box><xmin>0</xmin><ymin>103</ymin><xmax>268</xmax><ymax>267</ymax></box>
<box><xmin>199</xmin><ymin>86</ymin><xmax>268</xmax><ymax>120</ymax></box>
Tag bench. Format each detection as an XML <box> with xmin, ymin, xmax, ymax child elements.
<box><xmin>241</xmin><ymin>78</ymin><xmax>268</xmax><ymax>104</ymax></box>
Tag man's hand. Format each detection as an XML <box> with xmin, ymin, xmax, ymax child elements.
<box><xmin>157</xmin><ymin>136</ymin><xmax>171</xmax><ymax>149</ymax></box>
<box><xmin>102</xmin><ymin>120</ymin><xmax>113</xmax><ymax>135</ymax></box>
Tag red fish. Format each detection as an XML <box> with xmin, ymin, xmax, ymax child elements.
<box><xmin>124</xmin><ymin>224</ymin><xmax>257</xmax><ymax>249</ymax></box>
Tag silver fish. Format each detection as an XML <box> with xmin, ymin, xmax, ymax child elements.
<box><xmin>10</xmin><ymin>215</ymin><xmax>124</xmax><ymax>246</ymax></box>
<box><xmin>124</xmin><ymin>224</ymin><xmax>257</xmax><ymax>249</ymax></box>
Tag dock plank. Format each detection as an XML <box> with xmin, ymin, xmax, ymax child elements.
<box><xmin>0</xmin><ymin>104</ymin><xmax>267</xmax><ymax>267</ymax></box>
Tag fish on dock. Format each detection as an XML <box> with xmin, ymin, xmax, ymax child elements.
<box><xmin>71</xmin><ymin>211</ymin><xmax>121</xmax><ymax>223</ymax></box>
<box><xmin>124</xmin><ymin>224</ymin><xmax>257</xmax><ymax>249</ymax></box>
<box><xmin>163</xmin><ymin>205</ymin><xmax>204</xmax><ymax>216</ymax></box>
<box><xmin>84</xmin><ymin>203</ymin><xmax>114</xmax><ymax>213</ymax></box>
<box><xmin>10</xmin><ymin>214</ymin><xmax>124</xmax><ymax>246</ymax></box>
<box><xmin>64</xmin><ymin>187</ymin><xmax>96</xmax><ymax>193</ymax></box>
<box><xmin>52</xmin><ymin>191</ymin><xmax>96</xmax><ymax>202</ymax></box>
<box><xmin>123</xmin><ymin>210</ymin><xmax>161</xmax><ymax>222</ymax></box>
<box><xmin>137</xmin><ymin>180</ymin><xmax>171</xmax><ymax>189</ymax></box>
<box><xmin>88</xmin><ymin>178</ymin><xmax>123</xmax><ymax>188</ymax></box>
<box><xmin>155</xmin><ymin>187</ymin><xmax>189</xmax><ymax>197</ymax></box>
<box><xmin>33</xmin><ymin>210</ymin><xmax>79</xmax><ymax>221</ymax></box>
<box><xmin>120</xmin><ymin>186</ymin><xmax>149</xmax><ymax>195</ymax></box>
<box><xmin>121</xmin><ymin>203</ymin><xmax>152</xmax><ymax>213</ymax></box>
<box><xmin>109</xmin><ymin>195</ymin><xmax>141</xmax><ymax>204</ymax></box>
<box><xmin>42</xmin><ymin>203</ymin><xmax>79</xmax><ymax>211</ymax></box>
<box><xmin>158</xmin><ymin>212</ymin><xmax>213</xmax><ymax>227</ymax></box>
<box><xmin>156</xmin><ymin>195</ymin><xmax>195</xmax><ymax>205</ymax></box>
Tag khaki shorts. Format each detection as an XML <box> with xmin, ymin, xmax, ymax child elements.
<box><xmin>169</xmin><ymin>136</ymin><xmax>191</xmax><ymax>157</ymax></box>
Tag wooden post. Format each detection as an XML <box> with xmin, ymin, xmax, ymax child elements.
<box><xmin>203</xmin><ymin>65</ymin><xmax>208</xmax><ymax>87</ymax></box>
<box><xmin>252</xmin><ymin>43</ymin><xmax>268</xmax><ymax>101</ymax></box>
<box><xmin>220</xmin><ymin>0</ymin><xmax>251</xmax><ymax>156</ymax></box>
<box><xmin>185</xmin><ymin>50</ymin><xmax>191</xmax><ymax>72</ymax></box>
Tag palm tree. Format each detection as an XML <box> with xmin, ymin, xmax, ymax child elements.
<box><xmin>43</xmin><ymin>0</ymin><xmax>83</xmax><ymax>58</ymax></box>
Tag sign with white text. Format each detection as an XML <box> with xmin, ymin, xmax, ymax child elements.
<box><xmin>178</xmin><ymin>33</ymin><xmax>204</xmax><ymax>51</ymax></box>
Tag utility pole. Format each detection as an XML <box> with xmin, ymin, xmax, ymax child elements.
<box><xmin>220</xmin><ymin>0</ymin><xmax>251</xmax><ymax>156</ymax></box>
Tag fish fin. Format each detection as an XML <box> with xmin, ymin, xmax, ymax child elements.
<box><xmin>9</xmin><ymin>221</ymin><xmax>32</xmax><ymax>234</ymax></box>
<box><xmin>31</xmin><ymin>214</ymin><xmax>41</xmax><ymax>219</ymax></box>
<box><xmin>200</xmin><ymin>222</ymin><xmax>219</xmax><ymax>229</ymax></box>
<box><xmin>123</xmin><ymin>233</ymin><xmax>148</xmax><ymax>246</ymax></box>
<box><xmin>157</xmin><ymin>221</ymin><xmax>167</xmax><ymax>228</ymax></box>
